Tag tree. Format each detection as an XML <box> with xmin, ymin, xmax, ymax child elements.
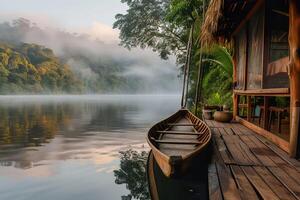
<box><xmin>113</xmin><ymin>0</ymin><xmax>198</xmax><ymax>61</ymax></box>
<box><xmin>114</xmin><ymin>0</ymin><xmax>234</xmax><ymax>111</ymax></box>
<box><xmin>114</xmin><ymin>149</ymin><xmax>149</xmax><ymax>200</ymax></box>
<box><xmin>0</xmin><ymin>41</ymin><xmax>83</xmax><ymax>94</ymax></box>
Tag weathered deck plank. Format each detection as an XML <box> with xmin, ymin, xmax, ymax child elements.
<box><xmin>230</xmin><ymin>165</ymin><xmax>259</xmax><ymax>200</ymax></box>
<box><xmin>242</xmin><ymin>166</ymin><xmax>280</xmax><ymax>200</ymax></box>
<box><xmin>215</xmin><ymin>162</ymin><xmax>241</xmax><ymax>200</ymax></box>
<box><xmin>208</xmin><ymin>163</ymin><xmax>223</xmax><ymax>200</ymax></box>
<box><xmin>253</xmin><ymin>166</ymin><xmax>297</xmax><ymax>200</ymax></box>
<box><xmin>206</xmin><ymin>119</ymin><xmax>300</xmax><ymax>200</ymax></box>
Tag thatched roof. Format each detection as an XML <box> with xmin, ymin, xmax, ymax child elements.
<box><xmin>201</xmin><ymin>0</ymin><xmax>258</xmax><ymax>46</ymax></box>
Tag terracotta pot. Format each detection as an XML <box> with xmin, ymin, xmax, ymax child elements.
<box><xmin>202</xmin><ymin>109</ymin><xmax>213</xmax><ymax>120</ymax></box>
<box><xmin>213</xmin><ymin>111</ymin><xmax>233</xmax><ymax>123</ymax></box>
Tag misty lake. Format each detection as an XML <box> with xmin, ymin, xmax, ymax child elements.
<box><xmin>0</xmin><ymin>95</ymin><xmax>180</xmax><ymax>200</ymax></box>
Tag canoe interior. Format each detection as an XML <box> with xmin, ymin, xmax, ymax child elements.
<box><xmin>148</xmin><ymin>109</ymin><xmax>211</xmax><ymax>159</ymax></box>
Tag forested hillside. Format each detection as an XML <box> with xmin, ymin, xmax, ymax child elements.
<box><xmin>0</xmin><ymin>19</ymin><xmax>180</xmax><ymax>94</ymax></box>
<box><xmin>0</xmin><ymin>42</ymin><xmax>82</xmax><ymax>94</ymax></box>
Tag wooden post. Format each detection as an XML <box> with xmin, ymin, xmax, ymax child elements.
<box><xmin>247</xmin><ymin>96</ymin><xmax>251</xmax><ymax>121</ymax></box>
<box><xmin>263</xmin><ymin>96</ymin><xmax>269</xmax><ymax>130</ymax></box>
<box><xmin>233</xmin><ymin>94</ymin><xmax>238</xmax><ymax>119</ymax></box>
<box><xmin>289</xmin><ymin>0</ymin><xmax>300</xmax><ymax>157</ymax></box>
<box><xmin>233</xmin><ymin>39</ymin><xmax>238</xmax><ymax>119</ymax></box>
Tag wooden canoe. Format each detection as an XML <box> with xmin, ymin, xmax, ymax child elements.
<box><xmin>147</xmin><ymin>109</ymin><xmax>211</xmax><ymax>178</ymax></box>
<box><xmin>147</xmin><ymin>150</ymin><xmax>209</xmax><ymax>200</ymax></box>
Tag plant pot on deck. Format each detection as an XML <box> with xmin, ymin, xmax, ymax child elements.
<box><xmin>213</xmin><ymin>111</ymin><xmax>233</xmax><ymax>123</ymax></box>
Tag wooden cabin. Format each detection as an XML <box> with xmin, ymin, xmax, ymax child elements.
<box><xmin>202</xmin><ymin>0</ymin><xmax>300</xmax><ymax>157</ymax></box>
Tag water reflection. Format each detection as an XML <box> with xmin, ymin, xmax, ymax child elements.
<box><xmin>0</xmin><ymin>95</ymin><xmax>180</xmax><ymax>200</ymax></box>
<box><xmin>114</xmin><ymin>149</ymin><xmax>149</xmax><ymax>200</ymax></box>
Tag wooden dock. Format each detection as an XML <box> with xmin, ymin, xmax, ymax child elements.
<box><xmin>205</xmin><ymin>119</ymin><xmax>300</xmax><ymax>200</ymax></box>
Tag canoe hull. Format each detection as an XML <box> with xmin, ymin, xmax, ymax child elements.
<box><xmin>147</xmin><ymin>109</ymin><xmax>211</xmax><ymax>178</ymax></box>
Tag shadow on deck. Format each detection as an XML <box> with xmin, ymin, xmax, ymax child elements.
<box><xmin>206</xmin><ymin>119</ymin><xmax>300</xmax><ymax>200</ymax></box>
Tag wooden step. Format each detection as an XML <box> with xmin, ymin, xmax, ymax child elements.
<box><xmin>157</xmin><ymin>130</ymin><xmax>202</xmax><ymax>135</ymax></box>
<box><xmin>151</xmin><ymin>137</ymin><xmax>202</xmax><ymax>145</ymax></box>
<box><xmin>168</xmin><ymin>123</ymin><xmax>195</xmax><ymax>126</ymax></box>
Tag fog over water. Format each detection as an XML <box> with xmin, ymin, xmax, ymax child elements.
<box><xmin>0</xmin><ymin>1</ymin><xmax>183</xmax><ymax>199</ymax></box>
<box><xmin>0</xmin><ymin>18</ymin><xmax>181</xmax><ymax>94</ymax></box>
<box><xmin>0</xmin><ymin>94</ymin><xmax>180</xmax><ymax>200</ymax></box>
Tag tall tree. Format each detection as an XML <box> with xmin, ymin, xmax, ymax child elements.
<box><xmin>114</xmin><ymin>0</ymin><xmax>203</xmax><ymax>63</ymax></box>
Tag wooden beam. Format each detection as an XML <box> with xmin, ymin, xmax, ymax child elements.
<box><xmin>167</xmin><ymin>123</ymin><xmax>195</xmax><ymax>126</ymax></box>
<box><xmin>233</xmin><ymin>38</ymin><xmax>238</xmax><ymax>119</ymax></box>
<box><xmin>262</xmin><ymin>1</ymin><xmax>270</xmax><ymax>89</ymax></box>
<box><xmin>289</xmin><ymin>0</ymin><xmax>300</xmax><ymax>158</ymax></box>
<box><xmin>234</xmin><ymin>88</ymin><xmax>290</xmax><ymax>96</ymax></box>
<box><xmin>244</xmin><ymin>23</ymin><xmax>249</xmax><ymax>90</ymax></box>
<box><xmin>157</xmin><ymin>131</ymin><xmax>202</xmax><ymax>135</ymax></box>
<box><xmin>232</xmin><ymin>0</ymin><xmax>264</xmax><ymax>36</ymax></box>
<box><xmin>272</xmin><ymin>9</ymin><xmax>289</xmax><ymax>17</ymax></box>
<box><xmin>247</xmin><ymin>96</ymin><xmax>251</xmax><ymax>121</ymax></box>
<box><xmin>263</xmin><ymin>96</ymin><xmax>269</xmax><ymax>130</ymax></box>
<box><xmin>236</xmin><ymin>116</ymin><xmax>289</xmax><ymax>153</ymax></box>
<box><xmin>233</xmin><ymin>94</ymin><xmax>239</xmax><ymax>119</ymax></box>
<box><xmin>151</xmin><ymin>138</ymin><xmax>202</xmax><ymax>145</ymax></box>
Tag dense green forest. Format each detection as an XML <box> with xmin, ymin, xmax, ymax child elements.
<box><xmin>114</xmin><ymin>0</ymin><xmax>234</xmax><ymax>109</ymax></box>
<box><xmin>0</xmin><ymin>18</ymin><xmax>179</xmax><ymax>94</ymax></box>
<box><xmin>0</xmin><ymin>42</ymin><xmax>82</xmax><ymax>94</ymax></box>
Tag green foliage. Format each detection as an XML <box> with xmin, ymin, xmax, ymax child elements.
<box><xmin>166</xmin><ymin>0</ymin><xmax>202</xmax><ymax>25</ymax></box>
<box><xmin>114</xmin><ymin>149</ymin><xmax>149</xmax><ymax>200</ymax></box>
<box><xmin>201</xmin><ymin>46</ymin><xmax>233</xmax><ymax>108</ymax></box>
<box><xmin>114</xmin><ymin>0</ymin><xmax>206</xmax><ymax>62</ymax></box>
<box><xmin>114</xmin><ymin>0</ymin><xmax>234</xmax><ymax>109</ymax></box>
<box><xmin>0</xmin><ymin>41</ymin><xmax>82</xmax><ymax>94</ymax></box>
<box><xmin>201</xmin><ymin>45</ymin><xmax>233</xmax><ymax>78</ymax></box>
<box><xmin>188</xmin><ymin>45</ymin><xmax>233</xmax><ymax>109</ymax></box>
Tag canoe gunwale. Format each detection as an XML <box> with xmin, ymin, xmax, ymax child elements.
<box><xmin>146</xmin><ymin>109</ymin><xmax>212</xmax><ymax>177</ymax></box>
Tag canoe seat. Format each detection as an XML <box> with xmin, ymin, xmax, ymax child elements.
<box><xmin>151</xmin><ymin>137</ymin><xmax>202</xmax><ymax>145</ymax></box>
<box><xmin>168</xmin><ymin>123</ymin><xmax>195</xmax><ymax>126</ymax></box>
<box><xmin>156</xmin><ymin>130</ymin><xmax>202</xmax><ymax>135</ymax></box>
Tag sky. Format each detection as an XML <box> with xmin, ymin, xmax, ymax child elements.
<box><xmin>0</xmin><ymin>0</ymin><xmax>128</xmax><ymax>42</ymax></box>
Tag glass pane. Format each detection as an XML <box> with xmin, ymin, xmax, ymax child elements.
<box><xmin>264</xmin><ymin>0</ymin><xmax>289</xmax><ymax>88</ymax></box>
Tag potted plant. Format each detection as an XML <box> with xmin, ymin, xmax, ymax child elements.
<box><xmin>213</xmin><ymin>104</ymin><xmax>233</xmax><ymax>123</ymax></box>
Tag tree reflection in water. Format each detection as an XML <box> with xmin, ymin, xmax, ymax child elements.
<box><xmin>114</xmin><ymin>149</ymin><xmax>150</xmax><ymax>200</ymax></box>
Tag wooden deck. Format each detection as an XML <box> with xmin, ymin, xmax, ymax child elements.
<box><xmin>205</xmin><ymin>119</ymin><xmax>300</xmax><ymax>200</ymax></box>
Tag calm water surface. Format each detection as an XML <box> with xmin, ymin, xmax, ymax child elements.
<box><xmin>0</xmin><ymin>95</ymin><xmax>180</xmax><ymax>200</ymax></box>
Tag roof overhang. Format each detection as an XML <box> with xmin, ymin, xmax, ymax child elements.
<box><xmin>201</xmin><ymin>0</ymin><xmax>259</xmax><ymax>45</ymax></box>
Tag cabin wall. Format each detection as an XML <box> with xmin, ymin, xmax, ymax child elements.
<box><xmin>247</xmin><ymin>8</ymin><xmax>265</xmax><ymax>89</ymax></box>
<box><xmin>233</xmin><ymin>1</ymin><xmax>290</xmax><ymax>91</ymax></box>
<box><xmin>232</xmin><ymin>0</ymin><xmax>294</xmax><ymax>155</ymax></box>
<box><xmin>234</xmin><ymin>28</ymin><xmax>247</xmax><ymax>90</ymax></box>
<box><xmin>233</xmin><ymin>4</ymin><xmax>265</xmax><ymax>91</ymax></box>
